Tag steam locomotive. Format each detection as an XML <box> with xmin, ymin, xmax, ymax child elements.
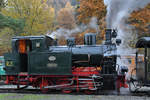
<box><xmin>3</xmin><ymin>29</ymin><xmax>127</xmax><ymax>93</ymax></box>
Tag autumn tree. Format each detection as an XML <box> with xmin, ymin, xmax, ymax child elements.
<box><xmin>47</xmin><ymin>0</ymin><xmax>67</xmax><ymax>13</ymax></box>
<box><xmin>2</xmin><ymin>0</ymin><xmax>55</xmax><ymax>35</ymax></box>
<box><xmin>76</xmin><ymin>0</ymin><xmax>106</xmax><ymax>43</ymax></box>
<box><xmin>0</xmin><ymin>0</ymin><xmax>56</xmax><ymax>55</ymax></box>
<box><xmin>0</xmin><ymin>27</ymin><xmax>15</xmax><ymax>55</ymax></box>
<box><xmin>129</xmin><ymin>3</ymin><xmax>150</xmax><ymax>38</ymax></box>
<box><xmin>77</xmin><ymin>0</ymin><xmax>106</xmax><ymax>24</ymax></box>
<box><xmin>0</xmin><ymin>0</ymin><xmax>5</xmax><ymax>10</ymax></box>
<box><xmin>57</xmin><ymin>1</ymin><xmax>76</xmax><ymax>29</ymax></box>
<box><xmin>0</xmin><ymin>0</ymin><xmax>25</xmax><ymax>55</ymax></box>
<box><xmin>47</xmin><ymin>0</ymin><xmax>77</xmax><ymax>12</ymax></box>
<box><xmin>0</xmin><ymin>13</ymin><xmax>25</xmax><ymax>55</ymax></box>
<box><xmin>0</xmin><ymin>0</ymin><xmax>24</xmax><ymax>32</ymax></box>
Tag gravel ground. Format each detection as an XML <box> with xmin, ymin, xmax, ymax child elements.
<box><xmin>0</xmin><ymin>93</ymin><xmax>150</xmax><ymax>100</ymax></box>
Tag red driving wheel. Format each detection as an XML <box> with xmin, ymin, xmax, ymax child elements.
<box><xmin>40</xmin><ymin>80</ymin><xmax>49</xmax><ymax>93</ymax></box>
<box><xmin>84</xmin><ymin>90</ymin><xmax>94</xmax><ymax>95</ymax></box>
<box><xmin>60</xmin><ymin>80</ymin><xmax>72</xmax><ymax>94</ymax></box>
<box><xmin>62</xmin><ymin>89</ymin><xmax>72</xmax><ymax>94</ymax></box>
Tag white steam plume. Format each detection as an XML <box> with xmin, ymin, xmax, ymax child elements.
<box><xmin>104</xmin><ymin>0</ymin><xmax>150</xmax><ymax>29</ymax></box>
<box><xmin>104</xmin><ymin>0</ymin><xmax>150</xmax><ymax>80</ymax></box>
<box><xmin>47</xmin><ymin>17</ymin><xmax>99</xmax><ymax>39</ymax></box>
<box><xmin>104</xmin><ymin>0</ymin><xmax>150</xmax><ymax>54</ymax></box>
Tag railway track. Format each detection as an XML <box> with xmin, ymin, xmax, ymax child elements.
<box><xmin>0</xmin><ymin>85</ymin><xmax>150</xmax><ymax>96</ymax></box>
<box><xmin>0</xmin><ymin>81</ymin><xmax>150</xmax><ymax>96</ymax></box>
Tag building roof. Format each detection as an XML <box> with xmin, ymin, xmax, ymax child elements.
<box><xmin>136</xmin><ymin>37</ymin><xmax>150</xmax><ymax>48</ymax></box>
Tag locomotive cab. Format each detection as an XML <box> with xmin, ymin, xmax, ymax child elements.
<box><xmin>4</xmin><ymin>36</ymin><xmax>52</xmax><ymax>74</ymax></box>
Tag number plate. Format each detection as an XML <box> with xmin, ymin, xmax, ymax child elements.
<box><xmin>6</xmin><ymin>61</ymin><xmax>13</xmax><ymax>67</ymax></box>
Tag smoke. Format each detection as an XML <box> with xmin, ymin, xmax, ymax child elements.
<box><xmin>104</xmin><ymin>0</ymin><xmax>150</xmax><ymax>54</ymax></box>
<box><xmin>104</xmin><ymin>0</ymin><xmax>150</xmax><ymax>29</ymax></box>
<box><xmin>104</xmin><ymin>0</ymin><xmax>150</xmax><ymax>80</ymax></box>
<box><xmin>89</xmin><ymin>17</ymin><xmax>99</xmax><ymax>34</ymax></box>
<box><xmin>47</xmin><ymin>25</ymin><xmax>87</xmax><ymax>39</ymax></box>
<box><xmin>47</xmin><ymin>17</ymin><xmax>99</xmax><ymax>39</ymax></box>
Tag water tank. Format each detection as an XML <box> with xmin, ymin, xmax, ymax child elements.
<box><xmin>84</xmin><ymin>33</ymin><xmax>96</xmax><ymax>45</ymax></box>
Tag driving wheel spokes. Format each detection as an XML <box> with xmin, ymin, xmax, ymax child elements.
<box><xmin>39</xmin><ymin>79</ymin><xmax>49</xmax><ymax>93</ymax></box>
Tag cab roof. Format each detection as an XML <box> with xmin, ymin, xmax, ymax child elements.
<box><xmin>12</xmin><ymin>35</ymin><xmax>45</xmax><ymax>40</ymax></box>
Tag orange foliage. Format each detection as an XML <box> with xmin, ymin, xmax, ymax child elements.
<box><xmin>98</xmin><ymin>17</ymin><xmax>106</xmax><ymax>42</ymax></box>
<box><xmin>57</xmin><ymin>2</ymin><xmax>76</xmax><ymax>29</ymax></box>
<box><xmin>77</xmin><ymin>0</ymin><xmax>106</xmax><ymax>44</ymax></box>
<box><xmin>77</xmin><ymin>0</ymin><xmax>106</xmax><ymax>24</ymax></box>
<box><xmin>129</xmin><ymin>3</ymin><xmax>150</xmax><ymax>37</ymax></box>
<box><xmin>58</xmin><ymin>37</ymin><xmax>66</xmax><ymax>45</ymax></box>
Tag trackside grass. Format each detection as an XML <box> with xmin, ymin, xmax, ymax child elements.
<box><xmin>0</xmin><ymin>93</ymin><xmax>149</xmax><ymax>100</ymax></box>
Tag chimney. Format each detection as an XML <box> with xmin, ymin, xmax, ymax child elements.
<box><xmin>105</xmin><ymin>29</ymin><xmax>112</xmax><ymax>44</ymax></box>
